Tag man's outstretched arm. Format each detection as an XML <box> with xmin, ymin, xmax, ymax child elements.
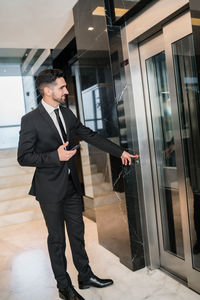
<box><xmin>69</xmin><ymin>109</ymin><xmax>138</xmax><ymax>165</ymax></box>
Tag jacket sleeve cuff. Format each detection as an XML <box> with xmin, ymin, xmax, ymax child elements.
<box><xmin>50</xmin><ymin>150</ymin><xmax>61</xmax><ymax>166</ymax></box>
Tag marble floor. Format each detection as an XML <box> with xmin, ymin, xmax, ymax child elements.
<box><xmin>0</xmin><ymin>217</ymin><xmax>200</xmax><ymax>300</ymax></box>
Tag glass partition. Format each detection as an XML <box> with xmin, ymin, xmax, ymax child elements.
<box><xmin>0</xmin><ymin>64</ymin><xmax>25</xmax><ymax>149</ymax></box>
<box><xmin>173</xmin><ymin>34</ymin><xmax>200</xmax><ymax>270</ymax></box>
<box><xmin>146</xmin><ymin>51</ymin><xmax>184</xmax><ymax>258</ymax></box>
<box><xmin>0</xmin><ymin>48</ymin><xmax>52</xmax><ymax>149</ymax></box>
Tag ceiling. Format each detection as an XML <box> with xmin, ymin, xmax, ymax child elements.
<box><xmin>0</xmin><ymin>0</ymin><xmax>78</xmax><ymax>49</ymax></box>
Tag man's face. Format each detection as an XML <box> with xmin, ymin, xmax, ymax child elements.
<box><xmin>50</xmin><ymin>77</ymin><xmax>69</xmax><ymax>104</ymax></box>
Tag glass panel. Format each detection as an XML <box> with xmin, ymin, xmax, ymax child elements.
<box><xmin>173</xmin><ymin>34</ymin><xmax>200</xmax><ymax>270</ymax></box>
<box><xmin>81</xmin><ymin>83</ymin><xmax>117</xmax><ymax>136</ymax></box>
<box><xmin>0</xmin><ymin>48</ymin><xmax>52</xmax><ymax>149</ymax></box>
<box><xmin>0</xmin><ymin>63</ymin><xmax>25</xmax><ymax>149</ymax></box>
<box><xmin>85</xmin><ymin>120</ymin><xmax>95</xmax><ymax>131</ymax></box>
<box><xmin>94</xmin><ymin>89</ymin><xmax>102</xmax><ymax>119</ymax></box>
<box><xmin>97</xmin><ymin>119</ymin><xmax>103</xmax><ymax>129</ymax></box>
<box><xmin>0</xmin><ymin>75</ymin><xmax>25</xmax><ymax>126</ymax></box>
<box><xmin>146</xmin><ymin>52</ymin><xmax>184</xmax><ymax>258</ymax></box>
<box><xmin>0</xmin><ymin>126</ymin><xmax>20</xmax><ymax>149</ymax></box>
<box><xmin>82</xmin><ymin>88</ymin><xmax>95</xmax><ymax>120</ymax></box>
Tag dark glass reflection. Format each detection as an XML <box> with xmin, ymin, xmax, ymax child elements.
<box><xmin>146</xmin><ymin>52</ymin><xmax>184</xmax><ymax>258</ymax></box>
<box><xmin>173</xmin><ymin>34</ymin><xmax>200</xmax><ymax>270</ymax></box>
<box><xmin>82</xmin><ymin>84</ymin><xmax>103</xmax><ymax>132</ymax></box>
<box><xmin>79</xmin><ymin>64</ymin><xmax>119</xmax><ymax>138</ymax></box>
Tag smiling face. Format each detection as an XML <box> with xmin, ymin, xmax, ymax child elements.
<box><xmin>43</xmin><ymin>77</ymin><xmax>69</xmax><ymax>107</ymax></box>
<box><xmin>51</xmin><ymin>77</ymin><xmax>69</xmax><ymax>104</ymax></box>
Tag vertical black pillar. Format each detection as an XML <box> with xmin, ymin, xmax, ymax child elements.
<box><xmin>73</xmin><ymin>0</ymin><xmax>146</xmax><ymax>271</ymax></box>
<box><xmin>103</xmin><ymin>0</ymin><xmax>146</xmax><ymax>270</ymax></box>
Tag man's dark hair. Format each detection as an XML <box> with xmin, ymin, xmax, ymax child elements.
<box><xmin>36</xmin><ymin>68</ymin><xmax>64</xmax><ymax>95</ymax></box>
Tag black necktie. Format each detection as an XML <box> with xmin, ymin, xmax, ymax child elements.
<box><xmin>54</xmin><ymin>108</ymin><xmax>67</xmax><ymax>142</ymax></box>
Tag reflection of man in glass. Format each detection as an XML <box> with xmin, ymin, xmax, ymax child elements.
<box><xmin>161</xmin><ymin>97</ymin><xmax>181</xmax><ymax>255</ymax></box>
<box><xmin>181</xmin><ymin>119</ymin><xmax>200</xmax><ymax>255</ymax></box>
<box><xmin>163</xmin><ymin>137</ymin><xmax>176</xmax><ymax>166</ymax></box>
<box><xmin>162</xmin><ymin>98</ymin><xmax>176</xmax><ymax>167</ymax></box>
<box><xmin>172</xmin><ymin>40</ymin><xmax>200</xmax><ymax>257</ymax></box>
<box><xmin>163</xmin><ymin>136</ymin><xmax>200</xmax><ymax>255</ymax></box>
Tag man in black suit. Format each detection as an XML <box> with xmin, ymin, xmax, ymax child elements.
<box><xmin>18</xmin><ymin>69</ymin><xmax>137</xmax><ymax>300</ymax></box>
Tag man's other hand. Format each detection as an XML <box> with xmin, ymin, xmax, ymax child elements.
<box><xmin>57</xmin><ymin>141</ymin><xmax>77</xmax><ymax>161</ymax></box>
<box><xmin>121</xmin><ymin>151</ymin><xmax>139</xmax><ymax>165</ymax></box>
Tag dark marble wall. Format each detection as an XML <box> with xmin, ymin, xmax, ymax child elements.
<box><xmin>73</xmin><ymin>0</ymin><xmax>145</xmax><ymax>270</ymax></box>
<box><xmin>106</xmin><ymin>19</ymin><xmax>145</xmax><ymax>269</ymax></box>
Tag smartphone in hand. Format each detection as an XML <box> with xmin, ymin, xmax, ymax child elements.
<box><xmin>70</xmin><ymin>144</ymin><xmax>80</xmax><ymax>150</ymax></box>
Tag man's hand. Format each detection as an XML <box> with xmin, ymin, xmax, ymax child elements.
<box><xmin>163</xmin><ymin>144</ymin><xmax>175</xmax><ymax>159</ymax></box>
<box><xmin>121</xmin><ymin>151</ymin><xmax>139</xmax><ymax>166</ymax></box>
<box><xmin>57</xmin><ymin>141</ymin><xmax>77</xmax><ymax>161</ymax></box>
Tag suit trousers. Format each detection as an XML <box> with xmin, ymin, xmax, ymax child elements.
<box><xmin>39</xmin><ymin>174</ymin><xmax>92</xmax><ymax>289</ymax></box>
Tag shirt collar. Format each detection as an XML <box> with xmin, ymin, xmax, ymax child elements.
<box><xmin>42</xmin><ymin>99</ymin><xmax>59</xmax><ymax>115</ymax></box>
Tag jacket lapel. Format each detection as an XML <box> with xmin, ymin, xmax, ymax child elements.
<box><xmin>38</xmin><ymin>102</ymin><xmax>63</xmax><ymax>144</ymax></box>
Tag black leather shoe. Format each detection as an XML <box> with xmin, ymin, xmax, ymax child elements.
<box><xmin>78</xmin><ymin>274</ymin><xmax>113</xmax><ymax>289</ymax></box>
<box><xmin>59</xmin><ymin>286</ymin><xmax>85</xmax><ymax>300</ymax></box>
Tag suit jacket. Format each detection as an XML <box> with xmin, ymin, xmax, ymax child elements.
<box><xmin>17</xmin><ymin>102</ymin><xmax>123</xmax><ymax>202</ymax></box>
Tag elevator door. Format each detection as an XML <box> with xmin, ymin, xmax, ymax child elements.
<box><xmin>139</xmin><ymin>12</ymin><xmax>200</xmax><ymax>293</ymax></box>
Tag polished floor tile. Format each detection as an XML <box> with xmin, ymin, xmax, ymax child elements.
<box><xmin>0</xmin><ymin>217</ymin><xmax>200</xmax><ymax>300</ymax></box>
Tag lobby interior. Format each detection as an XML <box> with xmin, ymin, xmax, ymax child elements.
<box><xmin>1</xmin><ymin>0</ymin><xmax>200</xmax><ymax>299</ymax></box>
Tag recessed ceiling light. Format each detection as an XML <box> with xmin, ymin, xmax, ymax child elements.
<box><xmin>92</xmin><ymin>6</ymin><xmax>128</xmax><ymax>17</ymax></box>
<box><xmin>192</xmin><ymin>18</ymin><xmax>200</xmax><ymax>26</ymax></box>
<box><xmin>115</xmin><ymin>8</ymin><xmax>128</xmax><ymax>17</ymax></box>
<box><xmin>88</xmin><ymin>27</ymin><xmax>94</xmax><ymax>31</ymax></box>
<box><xmin>92</xmin><ymin>6</ymin><xmax>105</xmax><ymax>16</ymax></box>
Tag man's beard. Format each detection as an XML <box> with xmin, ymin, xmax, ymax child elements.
<box><xmin>53</xmin><ymin>95</ymin><xmax>66</xmax><ymax>104</ymax></box>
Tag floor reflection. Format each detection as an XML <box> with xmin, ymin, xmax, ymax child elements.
<box><xmin>0</xmin><ymin>218</ymin><xmax>199</xmax><ymax>300</ymax></box>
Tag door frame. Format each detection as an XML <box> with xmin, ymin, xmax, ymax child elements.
<box><xmin>138</xmin><ymin>14</ymin><xmax>192</xmax><ymax>279</ymax></box>
<box><xmin>128</xmin><ymin>9</ymin><xmax>200</xmax><ymax>293</ymax></box>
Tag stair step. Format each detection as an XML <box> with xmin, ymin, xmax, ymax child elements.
<box><xmin>0</xmin><ymin>206</ymin><xmax>42</xmax><ymax>227</ymax></box>
<box><xmin>0</xmin><ymin>165</ymin><xmax>34</xmax><ymax>177</ymax></box>
<box><xmin>84</xmin><ymin>173</ymin><xmax>104</xmax><ymax>185</ymax></box>
<box><xmin>0</xmin><ymin>173</ymin><xmax>33</xmax><ymax>189</ymax></box>
<box><xmin>82</xmin><ymin>164</ymin><xmax>97</xmax><ymax>175</ymax></box>
<box><xmin>84</xmin><ymin>182</ymin><xmax>112</xmax><ymax>197</ymax></box>
<box><xmin>0</xmin><ymin>185</ymin><xmax>30</xmax><ymax>202</ymax></box>
<box><xmin>83</xmin><ymin>196</ymin><xmax>95</xmax><ymax>210</ymax></box>
<box><xmin>93</xmin><ymin>182</ymin><xmax>112</xmax><ymax>196</ymax></box>
<box><xmin>95</xmin><ymin>192</ymin><xmax>120</xmax><ymax>207</ymax></box>
<box><xmin>0</xmin><ymin>196</ymin><xmax>36</xmax><ymax>214</ymax></box>
<box><xmin>83</xmin><ymin>191</ymin><xmax>119</xmax><ymax>209</ymax></box>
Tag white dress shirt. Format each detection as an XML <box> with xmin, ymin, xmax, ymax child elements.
<box><xmin>42</xmin><ymin>99</ymin><xmax>67</xmax><ymax>143</ymax></box>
